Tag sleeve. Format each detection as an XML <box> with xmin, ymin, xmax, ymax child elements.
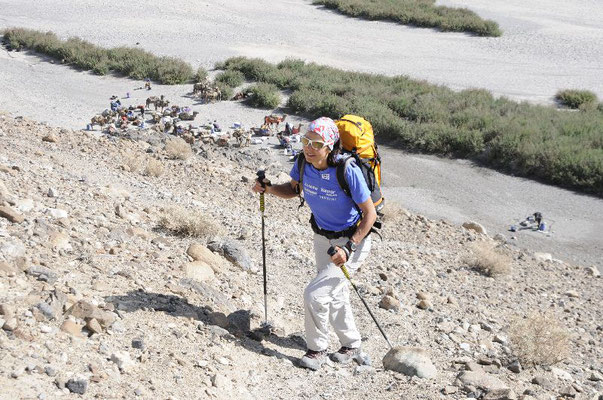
<box><xmin>345</xmin><ymin>162</ymin><xmax>370</xmax><ymax>205</ymax></box>
<box><xmin>290</xmin><ymin>158</ymin><xmax>300</xmax><ymax>182</ymax></box>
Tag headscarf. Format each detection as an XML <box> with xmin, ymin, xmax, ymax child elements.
<box><xmin>307</xmin><ymin>117</ymin><xmax>339</xmax><ymax>150</ymax></box>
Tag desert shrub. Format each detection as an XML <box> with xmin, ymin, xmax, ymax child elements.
<box><xmin>194</xmin><ymin>67</ymin><xmax>208</xmax><ymax>83</ymax></box>
<box><xmin>465</xmin><ymin>242</ymin><xmax>512</xmax><ymax>277</ymax></box>
<box><xmin>215</xmin><ymin>82</ymin><xmax>234</xmax><ymax>100</ymax></box>
<box><xmin>3</xmin><ymin>28</ymin><xmax>194</xmax><ymax>84</ymax></box>
<box><xmin>247</xmin><ymin>83</ymin><xmax>281</xmax><ymax>109</ymax></box>
<box><xmin>312</xmin><ymin>0</ymin><xmax>502</xmax><ymax>37</ymax></box>
<box><xmin>509</xmin><ymin>312</ymin><xmax>570</xmax><ymax>367</ymax></box>
<box><xmin>555</xmin><ymin>89</ymin><xmax>598</xmax><ymax>109</ymax></box>
<box><xmin>215</xmin><ymin>70</ymin><xmax>245</xmax><ymax>87</ymax></box>
<box><xmin>165</xmin><ymin>137</ymin><xmax>192</xmax><ymax>160</ymax></box>
<box><xmin>122</xmin><ymin>151</ymin><xmax>145</xmax><ymax>173</ymax></box>
<box><xmin>144</xmin><ymin>157</ymin><xmax>165</xmax><ymax>177</ymax></box>
<box><xmin>218</xmin><ymin>57</ymin><xmax>603</xmax><ymax>196</ymax></box>
<box><xmin>158</xmin><ymin>206</ymin><xmax>223</xmax><ymax>238</ymax></box>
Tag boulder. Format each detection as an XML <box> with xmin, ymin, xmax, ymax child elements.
<box><xmin>208</xmin><ymin>239</ymin><xmax>255</xmax><ymax>272</ymax></box>
<box><xmin>382</xmin><ymin>347</ymin><xmax>437</xmax><ymax>379</ymax></box>
<box><xmin>186</xmin><ymin>243</ymin><xmax>224</xmax><ymax>272</ymax></box>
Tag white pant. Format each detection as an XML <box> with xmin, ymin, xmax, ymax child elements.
<box><xmin>304</xmin><ymin>234</ymin><xmax>372</xmax><ymax>351</ymax></box>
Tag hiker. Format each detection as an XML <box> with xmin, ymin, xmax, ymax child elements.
<box><xmin>252</xmin><ymin>117</ymin><xmax>377</xmax><ymax>370</ymax></box>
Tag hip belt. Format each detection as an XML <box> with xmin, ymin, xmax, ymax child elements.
<box><xmin>309</xmin><ymin>214</ymin><xmax>358</xmax><ymax>240</ymax></box>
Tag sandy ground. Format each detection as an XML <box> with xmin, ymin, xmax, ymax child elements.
<box><xmin>0</xmin><ymin>0</ymin><xmax>602</xmax><ymax>103</ymax></box>
<box><xmin>0</xmin><ymin>0</ymin><xmax>602</xmax><ymax>270</ymax></box>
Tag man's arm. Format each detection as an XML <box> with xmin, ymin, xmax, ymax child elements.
<box><xmin>349</xmin><ymin>198</ymin><xmax>377</xmax><ymax>245</ymax></box>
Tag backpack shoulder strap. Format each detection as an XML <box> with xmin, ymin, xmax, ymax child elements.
<box><xmin>336</xmin><ymin>155</ymin><xmax>355</xmax><ymax>198</ymax></box>
<box><xmin>295</xmin><ymin>153</ymin><xmax>306</xmax><ymax>208</ymax></box>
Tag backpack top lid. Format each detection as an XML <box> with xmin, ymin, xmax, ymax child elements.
<box><xmin>336</xmin><ymin>115</ymin><xmax>375</xmax><ymax>158</ymax></box>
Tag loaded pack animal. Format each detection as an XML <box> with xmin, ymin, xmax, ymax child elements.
<box><xmin>264</xmin><ymin>114</ymin><xmax>287</xmax><ymax>131</ymax></box>
<box><xmin>232</xmin><ymin>128</ymin><xmax>251</xmax><ymax>147</ymax></box>
<box><xmin>90</xmin><ymin>115</ymin><xmax>110</xmax><ymax>130</ymax></box>
<box><xmin>179</xmin><ymin>111</ymin><xmax>199</xmax><ymax>121</ymax></box>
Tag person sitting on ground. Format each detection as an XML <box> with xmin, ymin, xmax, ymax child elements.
<box><xmin>251</xmin><ymin>117</ymin><xmax>376</xmax><ymax>371</ymax></box>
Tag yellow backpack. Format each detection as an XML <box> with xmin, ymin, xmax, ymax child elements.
<box><xmin>335</xmin><ymin>115</ymin><xmax>384</xmax><ymax>212</ymax></box>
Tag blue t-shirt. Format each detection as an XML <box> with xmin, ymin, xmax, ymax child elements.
<box><xmin>290</xmin><ymin>157</ymin><xmax>370</xmax><ymax>231</ymax></box>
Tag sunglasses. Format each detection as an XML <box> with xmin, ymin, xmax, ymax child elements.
<box><xmin>301</xmin><ymin>136</ymin><xmax>326</xmax><ymax>150</ymax></box>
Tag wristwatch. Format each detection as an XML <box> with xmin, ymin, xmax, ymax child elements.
<box><xmin>345</xmin><ymin>240</ymin><xmax>357</xmax><ymax>255</ymax></box>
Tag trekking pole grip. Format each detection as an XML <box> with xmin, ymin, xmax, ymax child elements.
<box><xmin>256</xmin><ymin>170</ymin><xmax>266</xmax><ymax>212</ymax></box>
<box><xmin>328</xmin><ymin>246</ymin><xmax>351</xmax><ymax>280</ymax></box>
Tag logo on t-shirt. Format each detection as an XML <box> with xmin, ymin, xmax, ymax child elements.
<box><xmin>321</xmin><ymin>173</ymin><xmax>330</xmax><ymax>180</ymax></box>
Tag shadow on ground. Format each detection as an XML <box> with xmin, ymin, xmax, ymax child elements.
<box><xmin>105</xmin><ymin>289</ymin><xmax>306</xmax><ymax>366</ymax></box>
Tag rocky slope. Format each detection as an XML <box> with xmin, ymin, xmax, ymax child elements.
<box><xmin>0</xmin><ymin>114</ymin><xmax>601</xmax><ymax>399</ymax></box>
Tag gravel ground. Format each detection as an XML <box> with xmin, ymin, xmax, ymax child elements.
<box><xmin>0</xmin><ymin>0</ymin><xmax>601</xmax><ymax>271</ymax></box>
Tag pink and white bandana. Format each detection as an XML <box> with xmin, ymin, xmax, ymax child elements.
<box><xmin>307</xmin><ymin>117</ymin><xmax>339</xmax><ymax>149</ymax></box>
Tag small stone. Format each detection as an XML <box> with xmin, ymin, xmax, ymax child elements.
<box><xmin>564</xmin><ymin>290</ymin><xmax>580</xmax><ymax>298</ymax></box>
<box><xmin>507</xmin><ymin>360</ymin><xmax>521</xmax><ymax>373</ymax></box>
<box><xmin>0</xmin><ymin>206</ymin><xmax>25</xmax><ymax>223</ymax></box>
<box><xmin>60</xmin><ymin>320</ymin><xmax>84</xmax><ymax>337</ymax></box>
<box><xmin>37</xmin><ymin>302</ymin><xmax>56</xmax><ymax>320</ymax></box>
<box><xmin>443</xmin><ymin>385</ymin><xmax>458</xmax><ymax>394</ymax></box>
<box><xmin>111</xmin><ymin>351</ymin><xmax>135</xmax><ymax>372</ymax></box>
<box><xmin>44</xmin><ymin>366</ymin><xmax>57</xmax><ymax>377</ymax></box>
<box><xmin>534</xmin><ymin>252</ymin><xmax>552</xmax><ymax>262</ymax></box>
<box><xmin>559</xmin><ymin>385</ymin><xmax>577</xmax><ymax>398</ymax></box>
<box><xmin>462</xmin><ymin>221</ymin><xmax>487</xmax><ymax>235</ymax></box>
<box><xmin>379</xmin><ymin>295</ymin><xmax>400</xmax><ymax>311</ymax></box>
<box><xmin>86</xmin><ymin>318</ymin><xmax>103</xmax><ymax>334</ymax></box>
<box><xmin>589</xmin><ymin>371</ymin><xmax>602</xmax><ymax>381</ymax></box>
<box><xmin>42</xmin><ymin>134</ymin><xmax>58</xmax><ymax>143</ymax></box>
<box><xmin>354</xmin><ymin>365</ymin><xmax>375</xmax><ymax>375</ymax></box>
<box><xmin>493</xmin><ymin>335</ymin><xmax>507</xmax><ymax>344</ymax></box>
<box><xmin>551</xmin><ymin>367</ymin><xmax>572</xmax><ymax>380</ymax></box>
<box><xmin>416</xmin><ymin>292</ymin><xmax>430</xmax><ymax>300</ymax></box>
<box><xmin>457</xmin><ymin>370</ymin><xmax>509</xmax><ymax>393</ymax></box>
<box><xmin>459</xmin><ymin>343</ymin><xmax>471</xmax><ymax>352</ymax></box>
<box><xmin>66</xmin><ymin>375</ymin><xmax>88</xmax><ymax>394</ymax></box>
<box><xmin>531</xmin><ymin>375</ymin><xmax>554</xmax><ymax>389</ymax></box>
<box><xmin>47</xmin><ymin>188</ymin><xmax>57</xmax><ymax>197</ymax></box>
<box><xmin>417</xmin><ymin>300</ymin><xmax>432</xmax><ymax>310</ymax></box>
<box><xmin>132</xmin><ymin>338</ymin><xmax>145</xmax><ymax>349</ymax></box>
<box><xmin>2</xmin><ymin>317</ymin><xmax>18</xmax><ymax>331</ymax></box>
<box><xmin>40</xmin><ymin>325</ymin><xmax>52</xmax><ymax>333</ymax></box>
<box><xmin>586</xmin><ymin>266</ymin><xmax>600</xmax><ymax>277</ymax></box>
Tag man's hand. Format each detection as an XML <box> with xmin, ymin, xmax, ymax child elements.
<box><xmin>329</xmin><ymin>246</ymin><xmax>349</xmax><ymax>266</ymax></box>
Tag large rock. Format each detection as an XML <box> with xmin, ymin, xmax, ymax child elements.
<box><xmin>186</xmin><ymin>243</ymin><xmax>224</xmax><ymax>272</ymax></box>
<box><xmin>462</xmin><ymin>221</ymin><xmax>487</xmax><ymax>235</ymax></box>
<box><xmin>0</xmin><ymin>238</ymin><xmax>26</xmax><ymax>259</ymax></box>
<box><xmin>184</xmin><ymin>261</ymin><xmax>215</xmax><ymax>282</ymax></box>
<box><xmin>457</xmin><ymin>370</ymin><xmax>509</xmax><ymax>394</ymax></box>
<box><xmin>208</xmin><ymin>238</ymin><xmax>255</xmax><ymax>272</ymax></box>
<box><xmin>382</xmin><ymin>347</ymin><xmax>437</xmax><ymax>379</ymax></box>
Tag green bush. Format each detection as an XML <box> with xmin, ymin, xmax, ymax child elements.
<box><xmin>215</xmin><ymin>70</ymin><xmax>245</xmax><ymax>87</ymax></box>
<box><xmin>3</xmin><ymin>28</ymin><xmax>194</xmax><ymax>84</ymax></box>
<box><xmin>555</xmin><ymin>89</ymin><xmax>598</xmax><ymax>109</ymax></box>
<box><xmin>248</xmin><ymin>83</ymin><xmax>281</xmax><ymax>109</ymax></box>
<box><xmin>215</xmin><ymin>82</ymin><xmax>234</xmax><ymax>100</ymax></box>
<box><xmin>312</xmin><ymin>0</ymin><xmax>501</xmax><ymax>37</ymax></box>
<box><xmin>219</xmin><ymin>57</ymin><xmax>603</xmax><ymax>195</ymax></box>
<box><xmin>194</xmin><ymin>67</ymin><xmax>208</xmax><ymax>83</ymax></box>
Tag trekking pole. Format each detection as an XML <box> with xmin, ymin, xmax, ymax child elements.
<box><xmin>328</xmin><ymin>246</ymin><xmax>393</xmax><ymax>350</ymax></box>
<box><xmin>257</xmin><ymin>170</ymin><xmax>269</xmax><ymax>328</ymax></box>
